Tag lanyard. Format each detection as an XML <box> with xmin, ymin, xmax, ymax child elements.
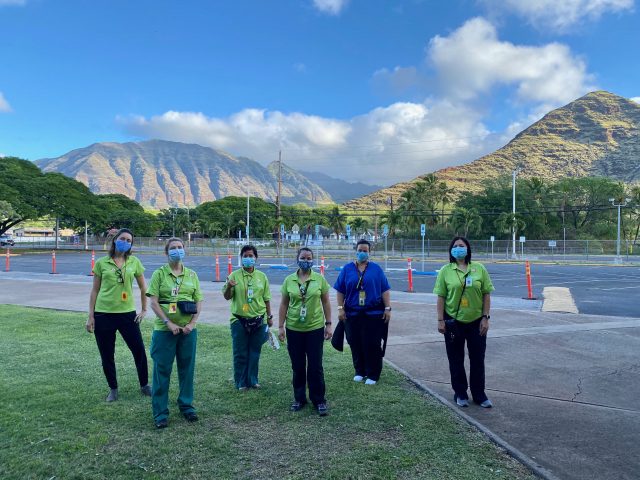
<box><xmin>171</xmin><ymin>273</ymin><xmax>184</xmax><ymax>300</ymax></box>
<box><xmin>242</xmin><ymin>271</ymin><xmax>254</xmax><ymax>303</ymax></box>
<box><xmin>355</xmin><ymin>262</ymin><xmax>368</xmax><ymax>290</ymax></box>
<box><xmin>113</xmin><ymin>258</ymin><xmax>128</xmax><ymax>285</ymax></box>
<box><xmin>298</xmin><ymin>278</ymin><xmax>312</xmax><ymax>304</ymax></box>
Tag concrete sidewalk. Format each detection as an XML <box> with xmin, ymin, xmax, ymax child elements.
<box><xmin>1</xmin><ymin>271</ymin><xmax>639</xmax><ymax>480</ymax></box>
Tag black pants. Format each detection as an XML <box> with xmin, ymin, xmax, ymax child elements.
<box><xmin>94</xmin><ymin>311</ymin><xmax>149</xmax><ymax>389</ymax></box>
<box><xmin>344</xmin><ymin>313</ymin><xmax>385</xmax><ymax>381</ymax></box>
<box><xmin>286</xmin><ymin>327</ymin><xmax>326</xmax><ymax>406</ymax></box>
<box><xmin>444</xmin><ymin>318</ymin><xmax>487</xmax><ymax>403</ymax></box>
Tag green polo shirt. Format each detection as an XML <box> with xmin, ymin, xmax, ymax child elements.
<box><xmin>93</xmin><ymin>255</ymin><xmax>145</xmax><ymax>313</ymax></box>
<box><xmin>222</xmin><ymin>268</ymin><xmax>271</xmax><ymax>324</ymax></box>
<box><xmin>281</xmin><ymin>270</ymin><xmax>330</xmax><ymax>332</ymax></box>
<box><xmin>433</xmin><ymin>262</ymin><xmax>494</xmax><ymax>323</ymax></box>
<box><xmin>146</xmin><ymin>264</ymin><xmax>204</xmax><ymax>331</ymax></box>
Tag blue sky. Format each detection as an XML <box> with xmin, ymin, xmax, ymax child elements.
<box><xmin>1</xmin><ymin>0</ymin><xmax>638</xmax><ymax>185</ymax></box>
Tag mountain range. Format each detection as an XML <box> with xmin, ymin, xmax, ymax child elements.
<box><xmin>36</xmin><ymin>140</ymin><xmax>379</xmax><ymax>208</ymax></box>
<box><xmin>344</xmin><ymin>91</ymin><xmax>640</xmax><ymax>209</ymax></box>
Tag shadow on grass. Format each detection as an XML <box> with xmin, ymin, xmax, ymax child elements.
<box><xmin>0</xmin><ymin>305</ymin><xmax>535</xmax><ymax>480</ymax></box>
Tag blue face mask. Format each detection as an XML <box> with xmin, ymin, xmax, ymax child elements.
<box><xmin>451</xmin><ymin>246</ymin><xmax>468</xmax><ymax>259</ymax></box>
<box><xmin>115</xmin><ymin>239</ymin><xmax>131</xmax><ymax>253</ymax></box>
<box><xmin>168</xmin><ymin>248</ymin><xmax>185</xmax><ymax>262</ymax></box>
<box><xmin>356</xmin><ymin>251</ymin><xmax>369</xmax><ymax>263</ymax></box>
<box><xmin>298</xmin><ymin>260</ymin><xmax>313</xmax><ymax>271</ymax></box>
<box><xmin>242</xmin><ymin>257</ymin><xmax>256</xmax><ymax>268</ymax></box>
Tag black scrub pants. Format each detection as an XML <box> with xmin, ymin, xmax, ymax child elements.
<box><xmin>286</xmin><ymin>327</ymin><xmax>326</xmax><ymax>406</ymax></box>
<box><xmin>94</xmin><ymin>311</ymin><xmax>149</xmax><ymax>389</ymax></box>
<box><xmin>444</xmin><ymin>317</ymin><xmax>488</xmax><ymax>403</ymax></box>
<box><xmin>344</xmin><ymin>312</ymin><xmax>385</xmax><ymax>381</ymax></box>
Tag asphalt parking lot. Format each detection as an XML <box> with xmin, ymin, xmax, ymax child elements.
<box><xmin>3</xmin><ymin>251</ymin><xmax>639</xmax><ymax>317</ymax></box>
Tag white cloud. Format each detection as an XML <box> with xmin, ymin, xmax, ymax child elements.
<box><xmin>0</xmin><ymin>0</ymin><xmax>27</xmax><ymax>5</ymax></box>
<box><xmin>428</xmin><ymin>17</ymin><xmax>595</xmax><ymax>105</ymax></box>
<box><xmin>120</xmin><ymin>100</ymin><xmax>498</xmax><ymax>185</ymax></box>
<box><xmin>0</xmin><ymin>92</ymin><xmax>12</xmax><ymax>112</ymax></box>
<box><xmin>479</xmin><ymin>0</ymin><xmax>634</xmax><ymax>30</ymax></box>
<box><xmin>312</xmin><ymin>0</ymin><xmax>349</xmax><ymax>15</ymax></box>
<box><xmin>119</xmin><ymin>17</ymin><xmax>600</xmax><ymax>186</ymax></box>
<box><xmin>631</xmin><ymin>97</ymin><xmax>640</xmax><ymax>103</ymax></box>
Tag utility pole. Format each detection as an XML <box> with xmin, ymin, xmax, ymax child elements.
<box><xmin>277</xmin><ymin>151</ymin><xmax>282</xmax><ymax>255</ymax></box>
<box><xmin>246</xmin><ymin>188</ymin><xmax>250</xmax><ymax>242</ymax></box>
<box><xmin>511</xmin><ymin>168</ymin><xmax>521</xmax><ymax>259</ymax></box>
<box><xmin>609</xmin><ymin>197</ymin><xmax>630</xmax><ymax>263</ymax></box>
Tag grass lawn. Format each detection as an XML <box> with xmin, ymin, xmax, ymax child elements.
<box><xmin>0</xmin><ymin>305</ymin><xmax>535</xmax><ymax>480</ymax></box>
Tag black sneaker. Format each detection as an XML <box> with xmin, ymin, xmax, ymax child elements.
<box><xmin>155</xmin><ymin>419</ymin><xmax>168</xmax><ymax>429</ymax></box>
<box><xmin>140</xmin><ymin>385</ymin><xmax>152</xmax><ymax>396</ymax></box>
<box><xmin>290</xmin><ymin>400</ymin><xmax>307</xmax><ymax>412</ymax></box>
<box><xmin>183</xmin><ymin>412</ymin><xmax>199</xmax><ymax>422</ymax></box>
<box><xmin>316</xmin><ymin>403</ymin><xmax>328</xmax><ymax>416</ymax></box>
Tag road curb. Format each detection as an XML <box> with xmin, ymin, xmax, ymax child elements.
<box><xmin>385</xmin><ymin>358</ymin><xmax>562</xmax><ymax>480</ymax></box>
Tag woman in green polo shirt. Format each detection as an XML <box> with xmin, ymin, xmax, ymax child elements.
<box><xmin>147</xmin><ymin>237</ymin><xmax>203</xmax><ymax>429</ymax></box>
<box><xmin>87</xmin><ymin>228</ymin><xmax>150</xmax><ymax>402</ymax></box>
<box><xmin>433</xmin><ymin>236</ymin><xmax>494</xmax><ymax>409</ymax></box>
<box><xmin>222</xmin><ymin>244</ymin><xmax>273</xmax><ymax>391</ymax></box>
<box><xmin>278</xmin><ymin>247</ymin><xmax>332</xmax><ymax>416</ymax></box>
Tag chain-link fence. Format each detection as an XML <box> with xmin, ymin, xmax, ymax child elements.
<box><xmin>4</xmin><ymin>235</ymin><xmax>638</xmax><ymax>263</ymax></box>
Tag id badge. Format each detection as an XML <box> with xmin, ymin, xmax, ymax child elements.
<box><xmin>247</xmin><ymin>288</ymin><xmax>254</xmax><ymax>298</ymax></box>
<box><xmin>171</xmin><ymin>287</ymin><xmax>179</xmax><ymax>296</ymax></box>
<box><xmin>358</xmin><ymin>290</ymin><xmax>366</xmax><ymax>306</ymax></box>
<box><xmin>121</xmin><ymin>291</ymin><xmax>128</xmax><ymax>302</ymax></box>
<box><xmin>242</xmin><ymin>303</ymin><xmax>250</xmax><ymax>313</ymax></box>
<box><xmin>465</xmin><ymin>277</ymin><xmax>473</xmax><ymax>287</ymax></box>
<box><xmin>460</xmin><ymin>297</ymin><xmax>469</xmax><ymax>308</ymax></box>
<box><xmin>300</xmin><ymin>305</ymin><xmax>307</xmax><ymax>320</ymax></box>
<box><xmin>168</xmin><ymin>303</ymin><xmax>177</xmax><ymax>314</ymax></box>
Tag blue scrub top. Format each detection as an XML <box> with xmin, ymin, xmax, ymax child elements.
<box><xmin>334</xmin><ymin>261</ymin><xmax>391</xmax><ymax>316</ymax></box>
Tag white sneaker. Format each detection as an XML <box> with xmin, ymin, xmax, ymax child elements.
<box><xmin>364</xmin><ymin>379</ymin><xmax>377</xmax><ymax>385</ymax></box>
<box><xmin>353</xmin><ymin>375</ymin><xmax>364</xmax><ymax>382</ymax></box>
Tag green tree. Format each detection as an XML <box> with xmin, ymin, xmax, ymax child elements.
<box><xmin>450</xmin><ymin>207</ymin><xmax>483</xmax><ymax>237</ymax></box>
<box><xmin>327</xmin><ymin>206</ymin><xmax>346</xmax><ymax>237</ymax></box>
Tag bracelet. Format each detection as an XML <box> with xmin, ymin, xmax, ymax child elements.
<box><xmin>337</xmin><ymin>306</ymin><xmax>344</xmax><ymax>310</ymax></box>
<box><xmin>267</xmin><ymin>314</ymin><xmax>274</xmax><ymax>320</ymax></box>
<box><xmin>162</xmin><ymin>318</ymin><xmax>170</xmax><ymax>325</ymax></box>
<box><xmin>384</xmin><ymin>307</ymin><xmax>392</xmax><ymax>311</ymax></box>
<box><xmin>437</xmin><ymin>319</ymin><xmax>444</xmax><ymax>322</ymax></box>
<box><xmin>325</xmin><ymin>321</ymin><xmax>332</xmax><ymax>326</ymax></box>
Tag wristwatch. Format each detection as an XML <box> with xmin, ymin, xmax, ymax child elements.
<box><xmin>384</xmin><ymin>307</ymin><xmax>392</xmax><ymax>311</ymax></box>
<box><xmin>325</xmin><ymin>321</ymin><xmax>332</xmax><ymax>326</ymax></box>
<box><xmin>482</xmin><ymin>314</ymin><xmax>490</xmax><ymax>320</ymax></box>
<box><xmin>267</xmin><ymin>314</ymin><xmax>274</xmax><ymax>320</ymax></box>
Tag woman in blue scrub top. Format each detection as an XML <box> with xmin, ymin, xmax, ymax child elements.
<box><xmin>334</xmin><ymin>239</ymin><xmax>392</xmax><ymax>385</ymax></box>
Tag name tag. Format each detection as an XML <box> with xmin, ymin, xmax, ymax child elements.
<box><xmin>465</xmin><ymin>277</ymin><xmax>473</xmax><ymax>287</ymax></box>
<box><xmin>171</xmin><ymin>287</ymin><xmax>179</xmax><ymax>296</ymax></box>
<box><xmin>300</xmin><ymin>305</ymin><xmax>307</xmax><ymax>321</ymax></box>
<box><xmin>247</xmin><ymin>288</ymin><xmax>254</xmax><ymax>298</ymax></box>
<box><xmin>168</xmin><ymin>303</ymin><xmax>177</xmax><ymax>313</ymax></box>
<box><xmin>359</xmin><ymin>290</ymin><xmax>366</xmax><ymax>306</ymax></box>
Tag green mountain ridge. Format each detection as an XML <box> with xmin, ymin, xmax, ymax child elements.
<box><xmin>36</xmin><ymin>140</ymin><xmax>334</xmax><ymax>208</ymax></box>
<box><xmin>344</xmin><ymin>91</ymin><xmax>640</xmax><ymax>210</ymax></box>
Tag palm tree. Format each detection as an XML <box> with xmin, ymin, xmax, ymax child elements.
<box><xmin>437</xmin><ymin>181</ymin><xmax>453</xmax><ymax>225</ymax></box>
<box><xmin>351</xmin><ymin>217</ymin><xmax>369</xmax><ymax>237</ymax></box>
<box><xmin>495</xmin><ymin>212</ymin><xmax>526</xmax><ymax>239</ymax></box>
<box><xmin>327</xmin><ymin>206</ymin><xmax>346</xmax><ymax>237</ymax></box>
<box><xmin>381</xmin><ymin>209</ymin><xmax>403</xmax><ymax>253</ymax></box>
<box><xmin>451</xmin><ymin>207</ymin><xmax>483</xmax><ymax>237</ymax></box>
